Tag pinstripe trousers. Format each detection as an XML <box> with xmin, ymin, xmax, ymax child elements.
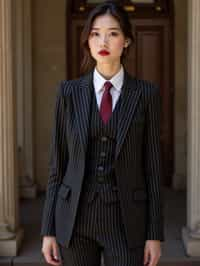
<box><xmin>58</xmin><ymin>188</ymin><xmax>145</xmax><ymax>266</ymax></box>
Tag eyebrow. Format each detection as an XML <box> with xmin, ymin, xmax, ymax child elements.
<box><xmin>91</xmin><ymin>27</ymin><xmax>121</xmax><ymax>30</ymax></box>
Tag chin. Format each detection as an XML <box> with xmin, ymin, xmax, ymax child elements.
<box><xmin>96</xmin><ymin>58</ymin><xmax>111</xmax><ymax>63</ymax></box>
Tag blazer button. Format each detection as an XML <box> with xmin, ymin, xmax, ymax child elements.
<box><xmin>101</xmin><ymin>136</ymin><xmax>108</xmax><ymax>142</ymax></box>
<box><xmin>100</xmin><ymin>151</ymin><xmax>106</xmax><ymax>157</ymax></box>
<box><xmin>97</xmin><ymin>166</ymin><xmax>104</xmax><ymax>171</ymax></box>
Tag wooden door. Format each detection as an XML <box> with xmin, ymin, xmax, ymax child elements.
<box><xmin>66</xmin><ymin>0</ymin><xmax>174</xmax><ymax>186</ymax></box>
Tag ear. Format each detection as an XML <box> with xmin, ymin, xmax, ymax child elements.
<box><xmin>124</xmin><ymin>38</ymin><xmax>131</xmax><ymax>48</ymax></box>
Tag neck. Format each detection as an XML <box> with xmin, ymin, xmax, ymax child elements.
<box><xmin>96</xmin><ymin>62</ymin><xmax>121</xmax><ymax>80</ymax></box>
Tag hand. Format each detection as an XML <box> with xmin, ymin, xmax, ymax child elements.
<box><xmin>143</xmin><ymin>240</ymin><xmax>161</xmax><ymax>266</ymax></box>
<box><xmin>41</xmin><ymin>236</ymin><xmax>62</xmax><ymax>266</ymax></box>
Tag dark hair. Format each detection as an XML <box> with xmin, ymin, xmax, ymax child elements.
<box><xmin>80</xmin><ymin>1</ymin><xmax>134</xmax><ymax>74</ymax></box>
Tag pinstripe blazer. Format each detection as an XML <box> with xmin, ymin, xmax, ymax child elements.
<box><xmin>40</xmin><ymin>68</ymin><xmax>164</xmax><ymax>249</ymax></box>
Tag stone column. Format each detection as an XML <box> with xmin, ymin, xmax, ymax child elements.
<box><xmin>182</xmin><ymin>0</ymin><xmax>200</xmax><ymax>257</ymax></box>
<box><xmin>0</xmin><ymin>0</ymin><xmax>24</xmax><ymax>256</ymax></box>
<box><xmin>14</xmin><ymin>0</ymin><xmax>36</xmax><ymax>199</ymax></box>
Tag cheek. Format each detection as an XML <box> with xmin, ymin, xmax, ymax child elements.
<box><xmin>88</xmin><ymin>40</ymin><xmax>96</xmax><ymax>52</ymax></box>
<box><xmin>88</xmin><ymin>41</ymin><xmax>97</xmax><ymax>59</ymax></box>
<box><xmin>113</xmin><ymin>39</ymin><xmax>125</xmax><ymax>51</ymax></box>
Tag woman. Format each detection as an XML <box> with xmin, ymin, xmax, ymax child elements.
<box><xmin>41</xmin><ymin>1</ymin><xmax>164</xmax><ymax>266</ymax></box>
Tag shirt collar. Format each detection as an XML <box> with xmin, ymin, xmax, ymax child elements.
<box><xmin>93</xmin><ymin>65</ymin><xmax>124</xmax><ymax>93</ymax></box>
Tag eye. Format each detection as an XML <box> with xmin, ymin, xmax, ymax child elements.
<box><xmin>90</xmin><ymin>31</ymin><xmax>99</xmax><ymax>37</ymax></box>
<box><xmin>110</xmin><ymin>32</ymin><xmax>119</xmax><ymax>36</ymax></box>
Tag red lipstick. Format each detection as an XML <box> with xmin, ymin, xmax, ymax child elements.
<box><xmin>98</xmin><ymin>50</ymin><xmax>110</xmax><ymax>56</ymax></box>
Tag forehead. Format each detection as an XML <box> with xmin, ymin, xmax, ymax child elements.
<box><xmin>91</xmin><ymin>14</ymin><xmax>121</xmax><ymax>29</ymax></box>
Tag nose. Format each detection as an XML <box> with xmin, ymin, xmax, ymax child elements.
<box><xmin>100</xmin><ymin>35</ymin><xmax>108</xmax><ymax>46</ymax></box>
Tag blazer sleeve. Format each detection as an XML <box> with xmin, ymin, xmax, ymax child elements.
<box><xmin>144</xmin><ymin>84</ymin><xmax>164</xmax><ymax>241</ymax></box>
<box><xmin>40</xmin><ymin>80</ymin><xmax>68</xmax><ymax>237</ymax></box>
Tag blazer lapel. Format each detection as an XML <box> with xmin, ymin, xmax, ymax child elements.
<box><xmin>71</xmin><ymin>70</ymin><xmax>93</xmax><ymax>154</ymax></box>
<box><xmin>71</xmin><ymin>68</ymin><xmax>141</xmax><ymax>159</ymax></box>
<box><xmin>115</xmin><ymin>71</ymin><xmax>142</xmax><ymax>160</ymax></box>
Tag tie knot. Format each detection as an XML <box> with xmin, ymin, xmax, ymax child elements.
<box><xmin>104</xmin><ymin>81</ymin><xmax>113</xmax><ymax>92</ymax></box>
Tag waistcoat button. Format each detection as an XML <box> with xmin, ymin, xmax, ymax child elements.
<box><xmin>97</xmin><ymin>166</ymin><xmax>104</xmax><ymax>171</ymax></box>
<box><xmin>101</xmin><ymin>136</ymin><xmax>108</xmax><ymax>142</ymax></box>
<box><xmin>100</xmin><ymin>151</ymin><xmax>106</xmax><ymax>157</ymax></box>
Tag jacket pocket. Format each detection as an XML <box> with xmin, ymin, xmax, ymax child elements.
<box><xmin>58</xmin><ymin>184</ymin><xmax>71</xmax><ymax>200</ymax></box>
<box><xmin>132</xmin><ymin>189</ymin><xmax>147</xmax><ymax>201</ymax></box>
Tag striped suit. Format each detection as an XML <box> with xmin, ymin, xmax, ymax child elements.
<box><xmin>40</xmin><ymin>68</ymin><xmax>164</xmax><ymax>265</ymax></box>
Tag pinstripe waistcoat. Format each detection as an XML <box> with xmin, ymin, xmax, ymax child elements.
<box><xmin>80</xmin><ymin>86</ymin><xmax>121</xmax><ymax>203</ymax></box>
<box><xmin>40</xmin><ymin>68</ymin><xmax>164</xmax><ymax>249</ymax></box>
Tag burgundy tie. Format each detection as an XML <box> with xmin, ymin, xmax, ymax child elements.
<box><xmin>100</xmin><ymin>81</ymin><xmax>113</xmax><ymax>124</ymax></box>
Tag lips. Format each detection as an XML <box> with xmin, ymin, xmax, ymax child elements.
<box><xmin>98</xmin><ymin>50</ymin><xmax>110</xmax><ymax>56</ymax></box>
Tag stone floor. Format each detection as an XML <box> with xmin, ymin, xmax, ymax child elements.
<box><xmin>0</xmin><ymin>187</ymin><xmax>200</xmax><ymax>265</ymax></box>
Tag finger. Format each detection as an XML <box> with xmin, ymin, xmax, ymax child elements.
<box><xmin>44</xmin><ymin>252</ymin><xmax>56</xmax><ymax>265</ymax></box>
<box><xmin>153</xmin><ymin>255</ymin><xmax>161</xmax><ymax>266</ymax></box>
<box><xmin>150</xmin><ymin>252</ymin><xmax>161</xmax><ymax>266</ymax></box>
<box><xmin>44</xmin><ymin>251</ymin><xmax>61</xmax><ymax>266</ymax></box>
<box><xmin>143</xmin><ymin>248</ymin><xmax>150</xmax><ymax>265</ymax></box>
<box><xmin>52</xmin><ymin>243</ymin><xmax>60</xmax><ymax>262</ymax></box>
<box><xmin>149</xmin><ymin>256</ymin><xmax>157</xmax><ymax>266</ymax></box>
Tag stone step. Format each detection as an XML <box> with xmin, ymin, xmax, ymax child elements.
<box><xmin>1</xmin><ymin>258</ymin><xmax>200</xmax><ymax>266</ymax></box>
<box><xmin>1</xmin><ymin>189</ymin><xmax>200</xmax><ymax>265</ymax></box>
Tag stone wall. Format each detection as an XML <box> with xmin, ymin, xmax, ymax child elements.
<box><xmin>32</xmin><ymin>0</ymin><xmax>66</xmax><ymax>189</ymax></box>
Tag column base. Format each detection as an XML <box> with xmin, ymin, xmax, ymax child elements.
<box><xmin>182</xmin><ymin>226</ymin><xmax>200</xmax><ymax>256</ymax></box>
<box><xmin>0</xmin><ymin>227</ymin><xmax>24</xmax><ymax>256</ymax></box>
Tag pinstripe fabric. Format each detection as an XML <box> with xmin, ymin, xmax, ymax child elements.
<box><xmin>59</xmin><ymin>197</ymin><xmax>144</xmax><ymax>266</ymax></box>
<box><xmin>40</xmin><ymin>81</ymin><xmax>69</xmax><ymax>236</ymax></box>
<box><xmin>40</xmin><ymin>68</ymin><xmax>164</xmax><ymax>250</ymax></box>
<box><xmin>85</xmin><ymin>87</ymin><xmax>121</xmax><ymax>177</ymax></box>
<box><xmin>58</xmin><ymin>90</ymin><xmax>145</xmax><ymax>266</ymax></box>
<box><xmin>81</xmin><ymin>87</ymin><xmax>121</xmax><ymax>203</ymax></box>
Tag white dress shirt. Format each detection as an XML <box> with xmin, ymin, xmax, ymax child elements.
<box><xmin>93</xmin><ymin>65</ymin><xmax>124</xmax><ymax>111</ymax></box>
